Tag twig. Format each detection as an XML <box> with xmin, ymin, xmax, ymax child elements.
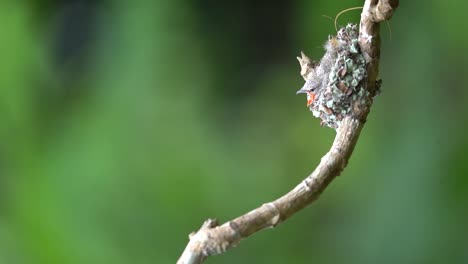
<box><xmin>177</xmin><ymin>1</ymin><xmax>398</xmax><ymax>263</ymax></box>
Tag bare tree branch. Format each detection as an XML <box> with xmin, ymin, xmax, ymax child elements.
<box><xmin>177</xmin><ymin>1</ymin><xmax>398</xmax><ymax>263</ymax></box>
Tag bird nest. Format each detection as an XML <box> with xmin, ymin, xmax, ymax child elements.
<box><xmin>297</xmin><ymin>24</ymin><xmax>376</xmax><ymax>129</ymax></box>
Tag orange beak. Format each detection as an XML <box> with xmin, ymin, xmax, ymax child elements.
<box><xmin>306</xmin><ymin>92</ymin><xmax>316</xmax><ymax>107</ymax></box>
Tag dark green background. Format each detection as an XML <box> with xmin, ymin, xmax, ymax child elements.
<box><xmin>1</xmin><ymin>0</ymin><xmax>467</xmax><ymax>263</ymax></box>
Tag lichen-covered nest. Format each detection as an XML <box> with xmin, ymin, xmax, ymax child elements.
<box><xmin>298</xmin><ymin>24</ymin><xmax>373</xmax><ymax>129</ymax></box>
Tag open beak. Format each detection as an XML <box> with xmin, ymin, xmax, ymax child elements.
<box><xmin>306</xmin><ymin>92</ymin><xmax>316</xmax><ymax>106</ymax></box>
<box><xmin>297</xmin><ymin>80</ymin><xmax>316</xmax><ymax>106</ymax></box>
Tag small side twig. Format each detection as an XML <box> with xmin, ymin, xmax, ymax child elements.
<box><xmin>177</xmin><ymin>1</ymin><xmax>398</xmax><ymax>263</ymax></box>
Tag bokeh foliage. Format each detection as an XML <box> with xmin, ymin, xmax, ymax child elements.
<box><xmin>0</xmin><ymin>1</ymin><xmax>467</xmax><ymax>263</ymax></box>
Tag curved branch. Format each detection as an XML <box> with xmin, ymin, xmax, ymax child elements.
<box><xmin>177</xmin><ymin>1</ymin><xmax>398</xmax><ymax>263</ymax></box>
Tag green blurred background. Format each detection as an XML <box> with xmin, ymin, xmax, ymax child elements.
<box><xmin>1</xmin><ymin>0</ymin><xmax>467</xmax><ymax>263</ymax></box>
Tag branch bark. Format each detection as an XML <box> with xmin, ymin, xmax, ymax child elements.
<box><xmin>177</xmin><ymin>1</ymin><xmax>398</xmax><ymax>263</ymax></box>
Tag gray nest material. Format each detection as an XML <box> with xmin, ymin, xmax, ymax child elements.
<box><xmin>297</xmin><ymin>24</ymin><xmax>373</xmax><ymax>129</ymax></box>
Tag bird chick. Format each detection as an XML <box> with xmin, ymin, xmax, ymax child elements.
<box><xmin>296</xmin><ymin>36</ymin><xmax>344</xmax><ymax>103</ymax></box>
